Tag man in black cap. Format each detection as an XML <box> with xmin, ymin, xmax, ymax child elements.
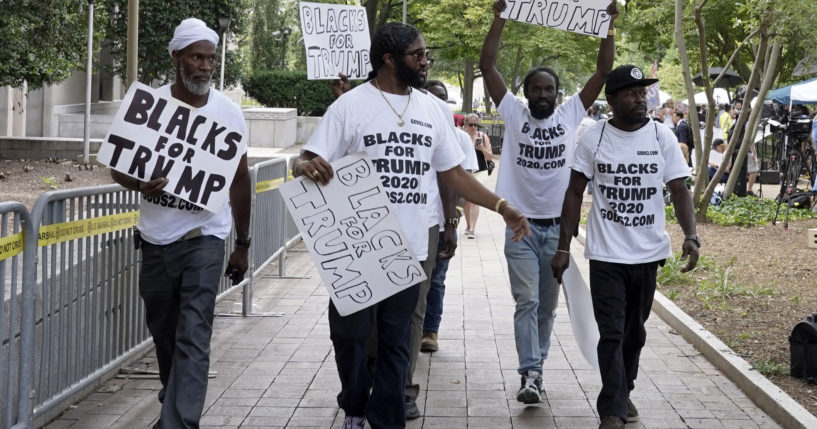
<box><xmin>551</xmin><ymin>64</ymin><xmax>700</xmax><ymax>429</ymax></box>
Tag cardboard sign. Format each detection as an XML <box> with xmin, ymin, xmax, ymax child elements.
<box><xmin>299</xmin><ymin>1</ymin><xmax>373</xmax><ymax>80</ymax></box>
<box><xmin>279</xmin><ymin>153</ymin><xmax>426</xmax><ymax>316</ymax></box>
<box><xmin>97</xmin><ymin>82</ymin><xmax>243</xmax><ymax>213</ymax></box>
<box><xmin>500</xmin><ymin>0</ymin><xmax>613</xmax><ymax>38</ymax></box>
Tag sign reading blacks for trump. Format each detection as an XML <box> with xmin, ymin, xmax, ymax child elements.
<box><xmin>299</xmin><ymin>1</ymin><xmax>372</xmax><ymax>80</ymax></box>
<box><xmin>97</xmin><ymin>82</ymin><xmax>243</xmax><ymax>213</ymax></box>
<box><xmin>279</xmin><ymin>153</ymin><xmax>426</xmax><ymax>316</ymax></box>
<box><xmin>500</xmin><ymin>0</ymin><xmax>613</xmax><ymax>38</ymax></box>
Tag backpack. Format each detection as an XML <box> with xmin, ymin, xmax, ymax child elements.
<box><xmin>789</xmin><ymin>312</ymin><xmax>817</xmax><ymax>384</ymax></box>
<box><xmin>782</xmin><ymin>189</ymin><xmax>811</xmax><ymax>209</ymax></box>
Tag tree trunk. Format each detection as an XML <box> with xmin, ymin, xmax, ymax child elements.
<box><xmin>511</xmin><ymin>46</ymin><xmax>523</xmax><ymax>95</ymax></box>
<box><xmin>462</xmin><ymin>59</ymin><xmax>474</xmax><ymax>113</ymax></box>
<box><xmin>365</xmin><ymin>0</ymin><xmax>378</xmax><ymax>38</ymax></box>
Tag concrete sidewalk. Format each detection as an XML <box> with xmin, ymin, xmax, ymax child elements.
<box><xmin>43</xmin><ymin>206</ymin><xmax>781</xmax><ymax>428</ymax></box>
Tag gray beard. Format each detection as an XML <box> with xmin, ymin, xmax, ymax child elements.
<box><xmin>180</xmin><ymin>68</ymin><xmax>211</xmax><ymax>96</ymax></box>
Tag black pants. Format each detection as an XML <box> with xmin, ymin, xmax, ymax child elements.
<box><xmin>330</xmin><ymin>282</ymin><xmax>420</xmax><ymax>429</ymax></box>
<box><xmin>139</xmin><ymin>235</ymin><xmax>225</xmax><ymax>429</ymax></box>
<box><xmin>589</xmin><ymin>259</ymin><xmax>659</xmax><ymax>420</ymax></box>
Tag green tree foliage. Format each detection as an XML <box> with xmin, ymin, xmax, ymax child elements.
<box><xmin>243</xmin><ymin>70</ymin><xmax>338</xmax><ymax>116</ymax></box>
<box><xmin>105</xmin><ymin>0</ymin><xmax>247</xmax><ymax>87</ymax></box>
<box><xmin>0</xmin><ymin>0</ymin><xmax>106</xmax><ymax>89</ymax></box>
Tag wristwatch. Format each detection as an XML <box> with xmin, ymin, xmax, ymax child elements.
<box><xmin>235</xmin><ymin>235</ymin><xmax>252</xmax><ymax>249</ymax></box>
<box><xmin>445</xmin><ymin>217</ymin><xmax>459</xmax><ymax>228</ymax></box>
<box><xmin>684</xmin><ymin>234</ymin><xmax>701</xmax><ymax>248</ymax></box>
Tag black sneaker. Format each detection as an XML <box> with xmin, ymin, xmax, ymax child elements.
<box><xmin>516</xmin><ymin>370</ymin><xmax>543</xmax><ymax>404</ymax></box>
<box><xmin>627</xmin><ymin>398</ymin><xmax>639</xmax><ymax>422</ymax></box>
<box><xmin>599</xmin><ymin>416</ymin><xmax>625</xmax><ymax>429</ymax></box>
<box><xmin>405</xmin><ymin>396</ymin><xmax>420</xmax><ymax>420</ymax></box>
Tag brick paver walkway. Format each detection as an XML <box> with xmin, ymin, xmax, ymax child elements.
<box><xmin>45</xmin><ymin>195</ymin><xmax>780</xmax><ymax>429</ymax></box>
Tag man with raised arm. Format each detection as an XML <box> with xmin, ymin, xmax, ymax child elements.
<box><xmin>552</xmin><ymin>64</ymin><xmax>699</xmax><ymax>429</ymax></box>
<box><xmin>479</xmin><ymin>0</ymin><xmax>618</xmax><ymax>404</ymax></box>
<box><xmin>292</xmin><ymin>22</ymin><xmax>529</xmax><ymax>429</ymax></box>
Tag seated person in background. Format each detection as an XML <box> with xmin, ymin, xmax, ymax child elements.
<box><xmin>708</xmin><ymin>138</ymin><xmax>730</xmax><ymax>183</ymax></box>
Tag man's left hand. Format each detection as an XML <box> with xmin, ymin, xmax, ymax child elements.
<box><xmin>224</xmin><ymin>247</ymin><xmax>249</xmax><ymax>285</ymax></box>
<box><xmin>438</xmin><ymin>227</ymin><xmax>458</xmax><ymax>259</ymax></box>
<box><xmin>679</xmin><ymin>240</ymin><xmax>699</xmax><ymax>273</ymax></box>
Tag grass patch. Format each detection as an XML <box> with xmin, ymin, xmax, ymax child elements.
<box><xmin>666</xmin><ymin>195</ymin><xmax>817</xmax><ymax>226</ymax></box>
<box><xmin>754</xmin><ymin>359</ymin><xmax>789</xmax><ymax>376</ymax></box>
<box><xmin>657</xmin><ymin>253</ymin><xmax>772</xmax><ymax>303</ymax></box>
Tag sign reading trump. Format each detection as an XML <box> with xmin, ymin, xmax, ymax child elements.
<box><xmin>279</xmin><ymin>153</ymin><xmax>426</xmax><ymax>316</ymax></box>
<box><xmin>97</xmin><ymin>82</ymin><xmax>244</xmax><ymax>213</ymax></box>
<box><xmin>500</xmin><ymin>0</ymin><xmax>614</xmax><ymax>38</ymax></box>
<box><xmin>299</xmin><ymin>1</ymin><xmax>373</xmax><ymax>80</ymax></box>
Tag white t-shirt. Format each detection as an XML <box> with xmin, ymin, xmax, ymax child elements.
<box><xmin>572</xmin><ymin>120</ymin><xmax>690</xmax><ymax>264</ymax></box>
<box><xmin>138</xmin><ymin>85</ymin><xmax>247</xmax><ymax>245</ymax></box>
<box><xmin>426</xmin><ymin>96</ymin><xmax>464</xmax><ymax>230</ymax></box>
<box><xmin>456</xmin><ymin>128</ymin><xmax>479</xmax><ymax>172</ymax></box>
<box><xmin>709</xmin><ymin>149</ymin><xmax>724</xmax><ymax>167</ymax></box>
<box><xmin>495</xmin><ymin>92</ymin><xmax>585</xmax><ymax>218</ymax></box>
<box><xmin>576</xmin><ymin>117</ymin><xmax>597</xmax><ymax>142</ymax></box>
<box><xmin>303</xmin><ymin>82</ymin><xmax>464</xmax><ymax>260</ymax></box>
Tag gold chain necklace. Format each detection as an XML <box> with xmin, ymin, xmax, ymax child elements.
<box><xmin>373</xmin><ymin>79</ymin><xmax>411</xmax><ymax>127</ymax></box>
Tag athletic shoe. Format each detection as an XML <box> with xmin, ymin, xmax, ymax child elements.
<box><xmin>420</xmin><ymin>331</ymin><xmax>438</xmax><ymax>352</ymax></box>
<box><xmin>598</xmin><ymin>416</ymin><xmax>625</xmax><ymax>429</ymax></box>
<box><xmin>342</xmin><ymin>415</ymin><xmax>365</xmax><ymax>429</ymax></box>
<box><xmin>627</xmin><ymin>398</ymin><xmax>639</xmax><ymax>422</ymax></box>
<box><xmin>516</xmin><ymin>370</ymin><xmax>543</xmax><ymax>404</ymax></box>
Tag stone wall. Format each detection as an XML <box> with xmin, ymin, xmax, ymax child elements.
<box><xmin>0</xmin><ymin>137</ymin><xmax>103</xmax><ymax>160</ymax></box>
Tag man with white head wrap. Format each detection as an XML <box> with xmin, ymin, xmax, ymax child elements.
<box><xmin>110</xmin><ymin>17</ymin><xmax>251</xmax><ymax>429</ymax></box>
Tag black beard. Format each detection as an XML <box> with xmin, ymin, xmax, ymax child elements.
<box><xmin>395</xmin><ymin>60</ymin><xmax>425</xmax><ymax>88</ymax></box>
<box><xmin>529</xmin><ymin>101</ymin><xmax>555</xmax><ymax>119</ymax></box>
<box><xmin>618</xmin><ymin>108</ymin><xmax>648</xmax><ymax>126</ymax></box>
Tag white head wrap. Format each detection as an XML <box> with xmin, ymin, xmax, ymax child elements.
<box><xmin>167</xmin><ymin>18</ymin><xmax>219</xmax><ymax>57</ymax></box>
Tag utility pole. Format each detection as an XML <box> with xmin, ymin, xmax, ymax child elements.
<box><xmin>126</xmin><ymin>0</ymin><xmax>139</xmax><ymax>87</ymax></box>
<box><xmin>83</xmin><ymin>0</ymin><xmax>95</xmax><ymax>166</ymax></box>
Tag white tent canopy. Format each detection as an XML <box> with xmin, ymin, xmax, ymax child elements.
<box><xmin>682</xmin><ymin>88</ymin><xmax>730</xmax><ymax>106</ymax></box>
<box><xmin>789</xmin><ymin>79</ymin><xmax>817</xmax><ymax>104</ymax></box>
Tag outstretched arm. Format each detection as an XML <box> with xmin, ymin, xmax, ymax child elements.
<box><xmin>480</xmin><ymin>0</ymin><xmax>509</xmax><ymax>107</ymax></box>
<box><xmin>578</xmin><ymin>1</ymin><xmax>618</xmax><ymax>109</ymax></box>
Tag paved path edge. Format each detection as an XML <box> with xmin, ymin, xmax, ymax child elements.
<box><xmin>576</xmin><ymin>226</ymin><xmax>816</xmax><ymax>428</ymax></box>
<box><xmin>651</xmin><ymin>291</ymin><xmax>817</xmax><ymax>429</ymax></box>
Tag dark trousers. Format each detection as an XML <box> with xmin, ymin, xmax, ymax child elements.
<box><xmin>139</xmin><ymin>236</ymin><xmax>225</xmax><ymax>429</ymax></box>
<box><xmin>588</xmin><ymin>259</ymin><xmax>659</xmax><ymax>420</ymax></box>
<box><xmin>423</xmin><ymin>232</ymin><xmax>453</xmax><ymax>333</ymax></box>
<box><xmin>330</xmin><ymin>282</ymin><xmax>420</xmax><ymax>429</ymax></box>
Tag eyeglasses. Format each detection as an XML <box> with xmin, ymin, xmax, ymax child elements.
<box><xmin>467</xmin><ymin>123</ymin><xmax>480</xmax><ymax>127</ymax></box>
<box><xmin>403</xmin><ymin>49</ymin><xmax>433</xmax><ymax>64</ymax></box>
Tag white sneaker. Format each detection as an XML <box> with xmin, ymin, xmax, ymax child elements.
<box><xmin>516</xmin><ymin>370</ymin><xmax>543</xmax><ymax>404</ymax></box>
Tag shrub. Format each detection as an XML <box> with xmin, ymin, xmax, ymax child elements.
<box><xmin>243</xmin><ymin>70</ymin><xmax>338</xmax><ymax>116</ymax></box>
<box><xmin>666</xmin><ymin>194</ymin><xmax>817</xmax><ymax>226</ymax></box>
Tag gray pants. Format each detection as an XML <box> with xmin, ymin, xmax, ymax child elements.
<box><xmin>406</xmin><ymin>226</ymin><xmax>439</xmax><ymax>400</ymax></box>
<box><xmin>139</xmin><ymin>235</ymin><xmax>225</xmax><ymax>429</ymax></box>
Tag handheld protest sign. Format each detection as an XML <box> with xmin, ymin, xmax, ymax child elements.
<box><xmin>500</xmin><ymin>0</ymin><xmax>614</xmax><ymax>38</ymax></box>
<box><xmin>97</xmin><ymin>82</ymin><xmax>244</xmax><ymax>213</ymax></box>
<box><xmin>299</xmin><ymin>1</ymin><xmax>373</xmax><ymax>80</ymax></box>
<box><xmin>279</xmin><ymin>153</ymin><xmax>426</xmax><ymax>316</ymax></box>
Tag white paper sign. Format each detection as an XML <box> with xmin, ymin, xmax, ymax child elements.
<box><xmin>562</xmin><ymin>253</ymin><xmax>600</xmax><ymax>369</ymax></box>
<box><xmin>279</xmin><ymin>153</ymin><xmax>426</xmax><ymax>316</ymax></box>
<box><xmin>500</xmin><ymin>0</ymin><xmax>613</xmax><ymax>38</ymax></box>
<box><xmin>299</xmin><ymin>1</ymin><xmax>373</xmax><ymax>80</ymax></box>
<box><xmin>97</xmin><ymin>82</ymin><xmax>243</xmax><ymax>213</ymax></box>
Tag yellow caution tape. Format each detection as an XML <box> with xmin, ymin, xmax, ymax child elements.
<box><xmin>255</xmin><ymin>178</ymin><xmax>285</xmax><ymax>194</ymax></box>
<box><xmin>255</xmin><ymin>174</ymin><xmax>295</xmax><ymax>194</ymax></box>
<box><xmin>38</xmin><ymin>211</ymin><xmax>140</xmax><ymax>247</ymax></box>
<box><xmin>0</xmin><ymin>232</ymin><xmax>24</xmax><ymax>261</ymax></box>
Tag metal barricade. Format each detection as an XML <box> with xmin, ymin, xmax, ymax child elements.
<box><xmin>27</xmin><ymin>185</ymin><xmax>149</xmax><ymax>424</ymax></box>
<box><xmin>5</xmin><ymin>158</ymin><xmax>304</xmax><ymax>427</ymax></box>
<box><xmin>1</xmin><ymin>202</ymin><xmax>36</xmax><ymax>429</ymax></box>
<box><xmin>481</xmin><ymin>121</ymin><xmax>505</xmax><ymax>154</ymax></box>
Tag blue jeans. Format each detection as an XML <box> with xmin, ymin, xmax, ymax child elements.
<box><xmin>423</xmin><ymin>232</ymin><xmax>454</xmax><ymax>333</ymax></box>
<box><xmin>504</xmin><ymin>224</ymin><xmax>561</xmax><ymax>374</ymax></box>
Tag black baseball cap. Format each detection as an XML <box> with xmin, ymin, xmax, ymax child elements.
<box><xmin>605</xmin><ymin>64</ymin><xmax>659</xmax><ymax>95</ymax></box>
